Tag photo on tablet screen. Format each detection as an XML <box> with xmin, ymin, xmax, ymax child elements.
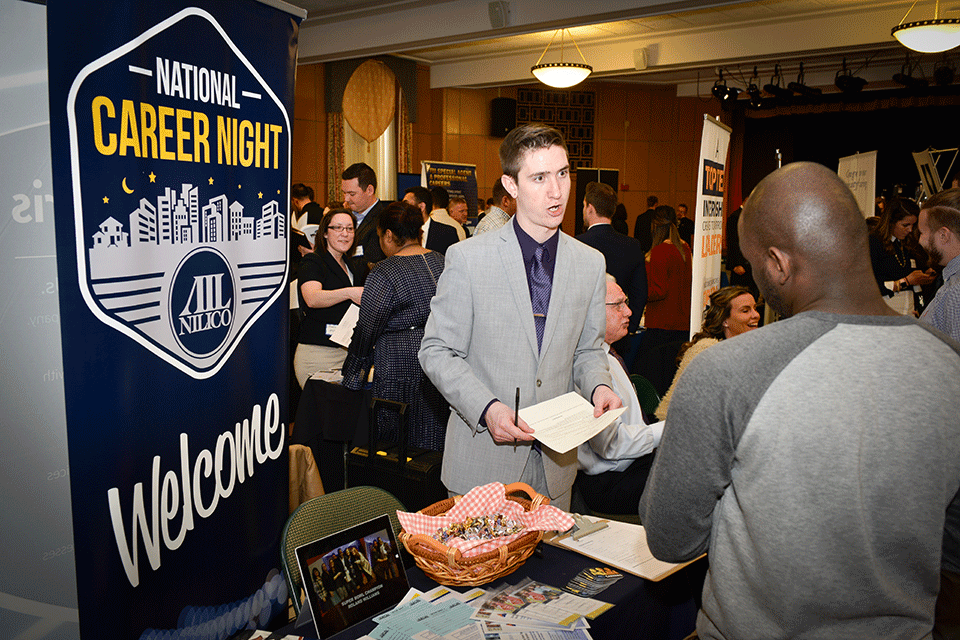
<box><xmin>294</xmin><ymin>515</ymin><xmax>408</xmax><ymax>639</ymax></box>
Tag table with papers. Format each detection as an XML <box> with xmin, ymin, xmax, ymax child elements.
<box><xmin>278</xmin><ymin>540</ymin><xmax>704</xmax><ymax>640</ymax></box>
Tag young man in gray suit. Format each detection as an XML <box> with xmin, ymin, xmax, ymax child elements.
<box><xmin>419</xmin><ymin>124</ymin><xmax>621</xmax><ymax>511</ymax></box>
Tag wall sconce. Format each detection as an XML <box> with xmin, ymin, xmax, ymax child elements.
<box><xmin>531</xmin><ymin>29</ymin><xmax>592</xmax><ymax>88</ymax></box>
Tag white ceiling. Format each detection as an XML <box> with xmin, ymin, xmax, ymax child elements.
<box><xmin>291</xmin><ymin>0</ymin><xmax>960</xmax><ymax>96</ymax></box>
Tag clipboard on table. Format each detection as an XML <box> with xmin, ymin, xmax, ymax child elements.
<box><xmin>543</xmin><ymin>515</ymin><xmax>703</xmax><ymax>582</ymax></box>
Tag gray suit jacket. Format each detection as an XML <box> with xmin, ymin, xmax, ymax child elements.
<box><xmin>419</xmin><ymin>220</ymin><xmax>612</xmax><ymax>499</ymax></box>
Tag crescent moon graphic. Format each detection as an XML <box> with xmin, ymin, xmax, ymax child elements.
<box><xmin>122</xmin><ymin>177</ymin><xmax>134</xmax><ymax>194</ymax></box>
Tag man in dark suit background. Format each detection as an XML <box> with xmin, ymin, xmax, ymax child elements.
<box><xmin>577</xmin><ymin>182</ymin><xmax>647</xmax><ymax>356</ymax></box>
<box><xmin>341</xmin><ymin>162</ymin><xmax>389</xmax><ymax>280</ymax></box>
<box><xmin>633</xmin><ymin>194</ymin><xmax>658</xmax><ymax>254</ymax></box>
<box><xmin>402</xmin><ymin>186</ymin><xmax>459</xmax><ymax>255</ymax></box>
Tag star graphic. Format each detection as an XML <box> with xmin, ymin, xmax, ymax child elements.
<box><xmin>149</xmin><ymin>172</ymin><xmax>156</xmax><ymax>183</ymax></box>
<box><xmin>238</xmin><ymin>184</ymin><xmax>242</xmax><ymax>189</ymax></box>
<box><xmin>208</xmin><ymin>177</ymin><xmax>214</xmax><ymax>185</ymax></box>
<box><xmin>277</xmin><ymin>189</ymin><xmax>281</xmax><ymax>194</ymax></box>
<box><xmin>258</xmin><ymin>192</ymin><xmax>263</xmax><ymax>199</ymax></box>
<box><xmin>102</xmin><ymin>196</ymin><xmax>109</xmax><ymax>204</ymax></box>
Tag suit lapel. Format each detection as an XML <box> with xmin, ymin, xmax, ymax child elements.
<box><xmin>497</xmin><ymin>223</ymin><xmax>540</xmax><ymax>358</ymax></box>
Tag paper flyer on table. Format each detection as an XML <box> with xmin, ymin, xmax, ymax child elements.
<box><xmin>329</xmin><ymin>303</ymin><xmax>360</xmax><ymax>347</ymax></box>
<box><xmin>520</xmin><ymin>392</ymin><xmax>625</xmax><ymax>454</ymax></box>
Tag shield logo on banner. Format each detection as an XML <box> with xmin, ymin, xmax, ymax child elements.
<box><xmin>65</xmin><ymin>8</ymin><xmax>289</xmax><ymax>379</ymax></box>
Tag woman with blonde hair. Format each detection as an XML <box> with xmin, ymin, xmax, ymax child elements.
<box><xmin>655</xmin><ymin>285</ymin><xmax>759</xmax><ymax>420</ymax></box>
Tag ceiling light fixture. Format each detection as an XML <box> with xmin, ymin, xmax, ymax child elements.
<box><xmin>711</xmin><ymin>69</ymin><xmax>740</xmax><ymax>109</ymax></box>
<box><xmin>747</xmin><ymin>66</ymin><xmax>764</xmax><ymax>108</ymax></box>
<box><xmin>764</xmin><ymin>64</ymin><xmax>793</xmax><ymax>101</ymax></box>
<box><xmin>835</xmin><ymin>58</ymin><xmax>868</xmax><ymax>94</ymax></box>
<box><xmin>531</xmin><ymin>29</ymin><xmax>592</xmax><ymax>88</ymax></box>
<box><xmin>893</xmin><ymin>0</ymin><xmax>960</xmax><ymax>53</ymax></box>
<box><xmin>788</xmin><ymin>62</ymin><xmax>822</xmax><ymax>97</ymax></box>
<box><xmin>934</xmin><ymin>57</ymin><xmax>956</xmax><ymax>85</ymax></box>
<box><xmin>894</xmin><ymin>58</ymin><xmax>930</xmax><ymax>88</ymax></box>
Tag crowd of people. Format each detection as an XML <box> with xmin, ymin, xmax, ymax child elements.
<box><xmin>290</xmin><ymin>124</ymin><xmax>960</xmax><ymax>639</ymax></box>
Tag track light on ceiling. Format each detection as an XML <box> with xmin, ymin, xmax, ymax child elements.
<box><xmin>711</xmin><ymin>69</ymin><xmax>740</xmax><ymax>109</ymax></box>
<box><xmin>934</xmin><ymin>58</ymin><xmax>956</xmax><ymax>85</ymax></box>
<box><xmin>531</xmin><ymin>29</ymin><xmax>592</xmax><ymax>88</ymax></box>
<box><xmin>788</xmin><ymin>63</ymin><xmax>822</xmax><ymax>97</ymax></box>
<box><xmin>892</xmin><ymin>0</ymin><xmax>960</xmax><ymax>53</ymax></box>
<box><xmin>747</xmin><ymin>66</ymin><xmax>763</xmax><ymax>108</ymax></box>
<box><xmin>763</xmin><ymin>64</ymin><xmax>793</xmax><ymax>100</ymax></box>
<box><xmin>894</xmin><ymin>59</ymin><xmax>930</xmax><ymax>88</ymax></box>
<box><xmin>835</xmin><ymin>58</ymin><xmax>868</xmax><ymax>94</ymax></box>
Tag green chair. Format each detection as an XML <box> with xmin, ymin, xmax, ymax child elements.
<box><xmin>280</xmin><ymin>486</ymin><xmax>406</xmax><ymax>615</ymax></box>
<box><xmin>630</xmin><ymin>374</ymin><xmax>661</xmax><ymax>418</ymax></box>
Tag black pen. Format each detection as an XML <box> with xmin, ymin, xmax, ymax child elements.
<box><xmin>514</xmin><ymin>387</ymin><xmax>520</xmax><ymax>449</ymax></box>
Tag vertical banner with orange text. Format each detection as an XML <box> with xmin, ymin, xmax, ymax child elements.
<box><xmin>46</xmin><ymin>1</ymin><xmax>305</xmax><ymax>639</ymax></box>
<box><xmin>689</xmin><ymin>115</ymin><xmax>731</xmax><ymax>337</ymax></box>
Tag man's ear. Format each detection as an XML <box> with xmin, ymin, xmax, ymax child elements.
<box><xmin>501</xmin><ymin>174</ymin><xmax>518</xmax><ymax>200</ymax></box>
<box><xmin>768</xmin><ymin>246</ymin><xmax>791</xmax><ymax>285</ymax></box>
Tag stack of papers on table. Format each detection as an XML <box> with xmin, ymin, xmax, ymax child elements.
<box><xmin>359</xmin><ymin>578</ymin><xmax>611</xmax><ymax>640</ymax></box>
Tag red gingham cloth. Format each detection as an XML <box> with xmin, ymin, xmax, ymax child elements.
<box><xmin>397</xmin><ymin>483</ymin><xmax>574</xmax><ymax>557</ymax></box>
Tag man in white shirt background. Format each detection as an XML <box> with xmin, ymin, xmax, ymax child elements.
<box><xmin>576</xmin><ymin>276</ymin><xmax>664</xmax><ymax>515</ymax></box>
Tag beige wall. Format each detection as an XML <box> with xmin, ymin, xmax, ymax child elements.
<box><xmin>292</xmin><ymin>63</ymin><xmax>721</xmax><ymax>237</ymax></box>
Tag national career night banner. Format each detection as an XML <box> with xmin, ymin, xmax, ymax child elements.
<box><xmin>689</xmin><ymin>115</ymin><xmax>732</xmax><ymax>337</ymax></box>
<box><xmin>46</xmin><ymin>2</ymin><xmax>304</xmax><ymax>638</ymax></box>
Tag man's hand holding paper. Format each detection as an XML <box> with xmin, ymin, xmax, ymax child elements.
<box><xmin>519</xmin><ymin>391</ymin><xmax>626</xmax><ymax>454</ymax></box>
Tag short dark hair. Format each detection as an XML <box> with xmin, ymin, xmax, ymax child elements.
<box><xmin>430</xmin><ymin>186</ymin><xmax>449</xmax><ymax>209</ymax></box>
<box><xmin>585</xmin><ymin>182</ymin><xmax>617</xmax><ymax>219</ymax></box>
<box><xmin>647</xmin><ymin>195</ymin><xmax>659</xmax><ymax>208</ymax></box>
<box><xmin>341</xmin><ymin>163</ymin><xmax>377</xmax><ymax>192</ymax></box>
<box><xmin>492</xmin><ymin>178</ymin><xmax>509</xmax><ymax>203</ymax></box>
<box><xmin>378</xmin><ymin>201</ymin><xmax>424</xmax><ymax>244</ymax></box>
<box><xmin>404</xmin><ymin>186</ymin><xmax>432</xmax><ymax>211</ymax></box>
<box><xmin>499</xmin><ymin>123</ymin><xmax>568</xmax><ymax>180</ymax></box>
<box><xmin>316</xmin><ymin>208</ymin><xmax>357</xmax><ymax>256</ymax></box>
<box><xmin>292</xmin><ymin>183</ymin><xmax>314</xmax><ymax>201</ymax></box>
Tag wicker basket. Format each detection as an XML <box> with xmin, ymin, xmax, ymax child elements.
<box><xmin>399</xmin><ymin>482</ymin><xmax>547</xmax><ymax>586</ymax></box>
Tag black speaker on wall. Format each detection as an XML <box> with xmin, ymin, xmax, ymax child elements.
<box><xmin>491</xmin><ymin>97</ymin><xmax>517</xmax><ymax>137</ymax></box>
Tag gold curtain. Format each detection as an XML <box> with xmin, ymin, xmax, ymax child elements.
<box><xmin>327</xmin><ymin>114</ymin><xmax>344</xmax><ymax>206</ymax></box>
<box><xmin>398</xmin><ymin>83</ymin><xmax>413</xmax><ymax>173</ymax></box>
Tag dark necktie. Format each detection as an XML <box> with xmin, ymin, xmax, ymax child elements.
<box><xmin>609</xmin><ymin>347</ymin><xmax>629</xmax><ymax>377</ymax></box>
<box><xmin>529</xmin><ymin>244</ymin><xmax>550</xmax><ymax>351</ymax></box>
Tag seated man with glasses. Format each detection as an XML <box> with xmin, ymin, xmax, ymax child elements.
<box><xmin>576</xmin><ymin>276</ymin><xmax>664</xmax><ymax>516</ymax></box>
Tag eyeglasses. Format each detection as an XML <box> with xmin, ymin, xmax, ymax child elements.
<box><xmin>605</xmin><ymin>298</ymin><xmax>629</xmax><ymax>311</ymax></box>
<box><xmin>328</xmin><ymin>225</ymin><xmax>355</xmax><ymax>233</ymax></box>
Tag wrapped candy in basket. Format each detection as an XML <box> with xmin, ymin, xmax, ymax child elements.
<box><xmin>397</xmin><ymin>482</ymin><xmax>574</xmax><ymax>586</ymax></box>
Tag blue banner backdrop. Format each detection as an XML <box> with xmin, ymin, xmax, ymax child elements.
<box><xmin>421</xmin><ymin>161</ymin><xmax>480</xmax><ymax>218</ymax></box>
<box><xmin>46</xmin><ymin>2</ymin><xmax>302</xmax><ymax>638</ymax></box>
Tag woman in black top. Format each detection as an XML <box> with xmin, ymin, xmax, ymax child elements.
<box><xmin>341</xmin><ymin>202</ymin><xmax>449</xmax><ymax>450</ymax></box>
<box><xmin>868</xmin><ymin>198</ymin><xmax>935</xmax><ymax>316</ymax></box>
<box><xmin>294</xmin><ymin>209</ymin><xmax>363</xmax><ymax>387</ymax></box>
